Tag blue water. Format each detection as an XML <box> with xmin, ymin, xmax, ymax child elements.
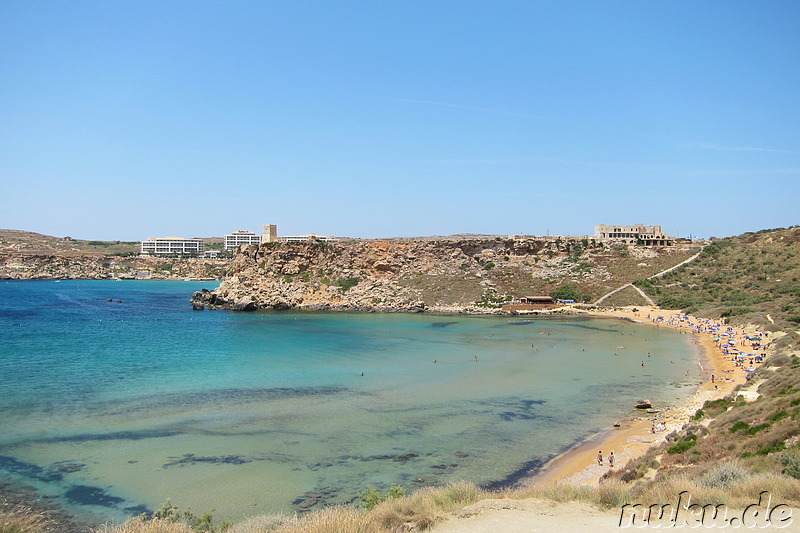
<box><xmin>0</xmin><ymin>280</ymin><xmax>699</xmax><ymax>523</ymax></box>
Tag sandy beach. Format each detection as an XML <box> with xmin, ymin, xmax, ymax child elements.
<box><xmin>430</xmin><ymin>307</ymin><xmax>781</xmax><ymax>532</ymax></box>
<box><xmin>533</xmin><ymin>305</ymin><xmax>758</xmax><ymax>486</ymax></box>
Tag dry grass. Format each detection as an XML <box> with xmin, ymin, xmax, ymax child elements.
<box><xmin>270</xmin><ymin>506</ymin><xmax>379</xmax><ymax>533</ymax></box>
<box><xmin>0</xmin><ymin>505</ymin><xmax>51</xmax><ymax>533</ymax></box>
<box><xmin>501</xmin><ymin>481</ymin><xmax>596</xmax><ymax>504</ymax></box>
<box><xmin>366</xmin><ymin>482</ymin><xmax>485</xmax><ymax>531</ymax></box>
<box><xmin>633</xmin><ymin>471</ymin><xmax>800</xmax><ymax>509</ymax></box>
<box><xmin>98</xmin><ymin>517</ymin><xmax>195</xmax><ymax>533</ymax></box>
<box><xmin>225</xmin><ymin>515</ymin><xmax>296</xmax><ymax>533</ymax></box>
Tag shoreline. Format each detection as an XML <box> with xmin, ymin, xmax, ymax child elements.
<box><xmin>531</xmin><ymin>305</ymin><xmax>755</xmax><ymax>487</ymax></box>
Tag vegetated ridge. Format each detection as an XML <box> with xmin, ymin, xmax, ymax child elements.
<box><xmin>637</xmin><ymin>226</ymin><xmax>800</xmax><ymax>351</ymax></box>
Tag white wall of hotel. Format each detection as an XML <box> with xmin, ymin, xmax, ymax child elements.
<box><xmin>224</xmin><ymin>230</ymin><xmax>262</xmax><ymax>251</ymax></box>
<box><xmin>140</xmin><ymin>237</ymin><xmax>204</xmax><ymax>256</ymax></box>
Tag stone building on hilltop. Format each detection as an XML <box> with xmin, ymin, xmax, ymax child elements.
<box><xmin>594</xmin><ymin>224</ymin><xmax>674</xmax><ymax>246</ymax></box>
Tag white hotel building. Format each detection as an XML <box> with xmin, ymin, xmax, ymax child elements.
<box><xmin>140</xmin><ymin>237</ymin><xmax>204</xmax><ymax>256</ymax></box>
<box><xmin>224</xmin><ymin>230</ymin><xmax>263</xmax><ymax>251</ymax></box>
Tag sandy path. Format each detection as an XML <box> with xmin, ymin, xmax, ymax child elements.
<box><xmin>430</xmin><ymin>499</ymin><xmax>619</xmax><ymax>533</ymax></box>
<box><xmin>430</xmin><ymin>499</ymin><xmax>798</xmax><ymax>532</ymax></box>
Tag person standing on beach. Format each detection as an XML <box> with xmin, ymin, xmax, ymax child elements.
<box><xmin>597</xmin><ymin>450</ymin><xmax>603</xmax><ymax>466</ymax></box>
<box><xmin>609</xmin><ymin>451</ymin><xmax>615</xmax><ymax>467</ymax></box>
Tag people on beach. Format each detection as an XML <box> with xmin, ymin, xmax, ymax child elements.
<box><xmin>597</xmin><ymin>450</ymin><xmax>603</xmax><ymax>466</ymax></box>
<box><xmin>608</xmin><ymin>451</ymin><xmax>615</xmax><ymax>467</ymax></box>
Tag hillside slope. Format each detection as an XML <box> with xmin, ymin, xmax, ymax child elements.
<box><xmin>637</xmin><ymin>226</ymin><xmax>800</xmax><ymax>350</ymax></box>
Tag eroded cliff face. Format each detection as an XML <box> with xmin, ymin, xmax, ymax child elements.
<box><xmin>190</xmin><ymin>237</ymin><xmax>692</xmax><ymax>313</ymax></box>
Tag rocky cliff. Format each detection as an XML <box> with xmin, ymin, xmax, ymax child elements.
<box><xmin>190</xmin><ymin>238</ymin><xmax>698</xmax><ymax>313</ymax></box>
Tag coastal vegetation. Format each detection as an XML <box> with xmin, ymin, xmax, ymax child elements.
<box><xmin>636</xmin><ymin>226</ymin><xmax>800</xmax><ymax>350</ymax></box>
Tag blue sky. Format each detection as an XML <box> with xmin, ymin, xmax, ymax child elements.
<box><xmin>1</xmin><ymin>1</ymin><xmax>798</xmax><ymax>241</ymax></box>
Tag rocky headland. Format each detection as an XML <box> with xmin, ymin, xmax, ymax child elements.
<box><xmin>190</xmin><ymin>237</ymin><xmax>698</xmax><ymax>313</ymax></box>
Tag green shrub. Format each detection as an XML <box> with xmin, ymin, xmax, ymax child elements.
<box><xmin>779</xmin><ymin>452</ymin><xmax>800</xmax><ymax>479</ymax></box>
<box><xmin>550</xmin><ymin>285</ymin><xmax>582</xmax><ymax>301</ymax></box>
<box><xmin>667</xmin><ymin>434</ymin><xmax>698</xmax><ymax>454</ymax></box>
<box><xmin>721</xmin><ymin>307</ymin><xmax>756</xmax><ymax>318</ymax></box>
<box><xmin>730</xmin><ymin>421</ymin><xmax>750</xmax><ymax>433</ymax></box>
<box><xmin>747</xmin><ymin>423</ymin><xmax>771</xmax><ymax>435</ymax></box>
<box><xmin>335</xmin><ymin>277</ymin><xmax>360</xmax><ymax>291</ymax></box>
<box><xmin>153</xmin><ymin>499</ymin><xmax>230</xmax><ymax>533</ymax></box>
<box><xmin>770</xmin><ymin>410</ymin><xmax>790</xmax><ymax>422</ymax></box>
<box><xmin>700</xmin><ymin>462</ymin><xmax>749</xmax><ymax>488</ymax></box>
<box><xmin>359</xmin><ymin>486</ymin><xmax>384</xmax><ymax>510</ymax></box>
<box><xmin>743</xmin><ymin>441</ymin><xmax>787</xmax><ymax>457</ymax></box>
<box><xmin>703</xmin><ymin>398</ymin><xmax>732</xmax><ymax>412</ymax></box>
<box><xmin>359</xmin><ymin>484</ymin><xmax>405</xmax><ymax>510</ymax></box>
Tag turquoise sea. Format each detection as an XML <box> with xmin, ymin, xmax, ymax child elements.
<box><xmin>0</xmin><ymin>280</ymin><xmax>700</xmax><ymax>524</ymax></box>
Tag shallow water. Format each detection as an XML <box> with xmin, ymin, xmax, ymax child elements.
<box><xmin>0</xmin><ymin>280</ymin><xmax>699</xmax><ymax>523</ymax></box>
